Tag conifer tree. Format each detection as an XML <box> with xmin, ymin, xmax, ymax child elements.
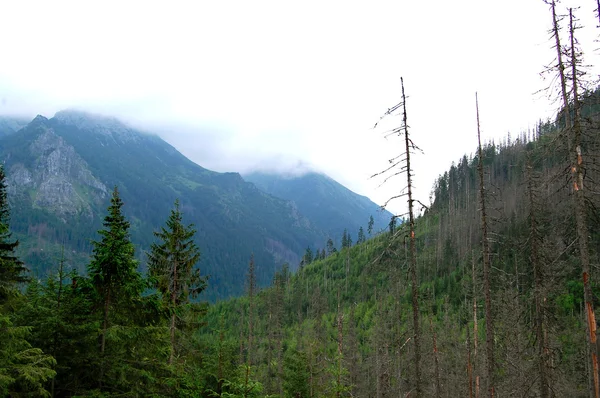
<box><xmin>88</xmin><ymin>186</ymin><xmax>144</xmax><ymax>383</ymax></box>
<box><xmin>327</xmin><ymin>238</ymin><xmax>337</xmax><ymax>255</ymax></box>
<box><xmin>342</xmin><ymin>229</ymin><xmax>349</xmax><ymax>249</ymax></box>
<box><xmin>147</xmin><ymin>199</ymin><xmax>204</xmax><ymax>364</ymax></box>
<box><xmin>303</xmin><ymin>247</ymin><xmax>314</xmax><ymax>265</ymax></box>
<box><xmin>358</xmin><ymin>226</ymin><xmax>366</xmax><ymax>245</ymax></box>
<box><xmin>368</xmin><ymin>215</ymin><xmax>374</xmax><ymax>236</ymax></box>
<box><xmin>0</xmin><ymin>165</ymin><xmax>28</xmax><ymax>302</ymax></box>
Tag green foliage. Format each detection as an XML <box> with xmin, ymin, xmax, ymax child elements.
<box><xmin>0</xmin><ymin>314</ymin><xmax>56</xmax><ymax>397</ymax></box>
<box><xmin>0</xmin><ymin>165</ymin><xmax>28</xmax><ymax>303</ymax></box>
<box><xmin>89</xmin><ymin>186</ymin><xmax>145</xmax><ymax>308</ymax></box>
<box><xmin>148</xmin><ymin>199</ymin><xmax>205</xmax><ymax>306</ymax></box>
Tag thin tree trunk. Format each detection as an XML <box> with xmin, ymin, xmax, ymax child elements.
<box><xmin>550</xmin><ymin>0</ymin><xmax>571</xmax><ymax>132</ymax></box>
<box><xmin>401</xmin><ymin>77</ymin><xmax>422</xmax><ymax>398</ymax></box>
<box><xmin>476</xmin><ymin>93</ymin><xmax>495</xmax><ymax>398</ymax></box>
<box><xmin>527</xmin><ymin>158</ymin><xmax>550</xmax><ymax>397</ymax></box>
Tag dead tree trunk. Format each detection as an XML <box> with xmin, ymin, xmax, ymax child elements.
<box><xmin>400</xmin><ymin>77</ymin><xmax>422</xmax><ymax>398</ymax></box>
<box><xmin>476</xmin><ymin>93</ymin><xmax>495</xmax><ymax>398</ymax></box>
<box><xmin>527</xmin><ymin>156</ymin><xmax>550</xmax><ymax>397</ymax></box>
<box><xmin>568</xmin><ymin>9</ymin><xmax>599</xmax><ymax>398</ymax></box>
<box><xmin>372</xmin><ymin>76</ymin><xmax>422</xmax><ymax>397</ymax></box>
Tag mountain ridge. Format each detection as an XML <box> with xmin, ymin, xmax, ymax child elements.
<box><xmin>0</xmin><ymin>110</ymin><xmax>388</xmax><ymax>299</ymax></box>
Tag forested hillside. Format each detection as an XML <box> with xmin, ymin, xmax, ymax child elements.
<box><xmin>197</xmin><ymin>94</ymin><xmax>600</xmax><ymax>396</ymax></box>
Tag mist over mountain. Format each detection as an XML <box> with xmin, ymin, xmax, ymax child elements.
<box><xmin>244</xmin><ymin>171</ymin><xmax>393</xmax><ymax>243</ymax></box>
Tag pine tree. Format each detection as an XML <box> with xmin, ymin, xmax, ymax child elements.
<box><xmin>0</xmin><ymin>165</ymin><xmax>28</xmax><ymax>303</ymax></box>
<box><xmin>327</xmin><ymin>238</ymin><xmax>337</xmax><ymax>255</ymax></box>
<box><xmin>358</xmin><ymin>227</ymin><xmax>366</xmax><ymax>245</ymax></box>
<box><xmin>303</xmin><ymin>247</ymin><xmax>314</xmax><ymax>265</ymax></box>
<box><xmin>0</xmin><ymin>314</ymin><xmax>56</xmax><ymax>396</ymax></box>
<box><xmin>147</xmin><ymin>199</ymin><xmax>204</xmax><ymax>364</ymax></box>
<box><xmin>368</xmin><ymin>215</ymin><xmax>374</xmax><ymax>236</ymax></box>
<box><xmin>88</xmin><ymin>186</ymin><xmax>144</xmax><ymax>384</ymax></box>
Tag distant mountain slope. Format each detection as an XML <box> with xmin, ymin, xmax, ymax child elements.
<box><xmin>0</xmin><ymin>116</ymin><xmax>29</xmax><ymax>136</ymax></box>
<box><xmin>0</xmin><ymin>110</ymin><xmax>325</xmax><ymax>300</ymax></box>
<box><xmin>243</xmin><ymin>171</ymin><xmax>393</xmax><ymax>243</ymax></box>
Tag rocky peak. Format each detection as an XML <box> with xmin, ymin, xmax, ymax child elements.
<box><xmin>5</xmin><ymin>126</ymin><xmax>107</xmax><ymax>221</ymax></box>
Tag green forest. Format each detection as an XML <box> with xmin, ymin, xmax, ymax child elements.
<box><xmin>3</xmin><ymin>1</ymin><xmax>600</xmax><ymax>397</ymax></box>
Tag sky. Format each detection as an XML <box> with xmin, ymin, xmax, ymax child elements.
<box><xmin>1</xmin><ymin>0</ymin><xmax>599</xmax><ymax>215</ymax></box>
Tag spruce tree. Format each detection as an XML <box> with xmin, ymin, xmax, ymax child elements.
<box><xmin>88</xmin><ymin>186</ymin><xmax>144</xmax><ymax>383</ymax></box>
<box><xmin>0</xmin><ymin>165</ymin><xmax>28</xmax><ymax>302</ymax></box>
<box><xmin>147</xmin><ymin>199</ymin><xmax>203</xmax><ymax>364</ymax></box>
<box><xmin>358</xmin><ymin>226</ymin><xmax>365</xmax><ymax>244</ymax></box>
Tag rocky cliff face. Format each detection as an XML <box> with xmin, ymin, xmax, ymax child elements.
<box><xmin>6</xmin><ymin>119</ymin><xmax>107</xmax><ymax>221</ymax></box>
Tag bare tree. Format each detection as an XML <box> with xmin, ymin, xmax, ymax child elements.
<box><xmin>545</xmin><ymin>2</ymin><xmax>599</xmax><ymax>395</ymax></box>
<box><xmin>527</xmin><ymin>156</ymin><xmax>551</xmax><ymax>397</ymax></box>
<box><xmin>475</xmin><ymin>93</ymin><xmax>495</xmax><ymax>398</ymax></box>
<box><xmin>568</xmin><ymin>8</ymin><xmax>599</xmax><ymax>398</ymax></box>
<box><xmin>372</xmin><ymin>77</ymin><xmax>423</xmax><ymax>397</ymax></box>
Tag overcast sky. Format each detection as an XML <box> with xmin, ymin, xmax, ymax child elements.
<box><xmin>1</xmin><ymin>0</ymin><xmax>599</xmax><ymax>214</ymax></box>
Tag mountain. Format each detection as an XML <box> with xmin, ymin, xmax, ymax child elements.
<box><xmin>243</xmin><ymin>171</ymin><xmax>393</xmax><ymax>243</ymax></box>
<box><xmin>1</xmin><ymin>110</ymin><xmax>327</xmax><ymax>299</ymax></box>
<box><xmin>0</xmin><ymin>116</ymin><xmax>29</xmax><ymax>136</ymax></box>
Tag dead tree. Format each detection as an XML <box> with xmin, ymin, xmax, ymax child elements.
<box><xmin>568</xmin><ymin>8</ymin><xmax>599</xmax><ymax>398</ymax></box>
<box><xmin>527</xmin><ymin>156</ymin><xmax>551</xmax><ymax>397</ymax></box>
<box><xmin>475</xmin><ymin>93</ymin><xmax>495</xmax><ymax>398</ymax></box>
<box><xmin>545</xmin><ymin>3</ymin><xmax>599</xmax><ymax>395</ymax></box>
<box><xmin>372</xmin><ymin>77</ymin><xmax>422</xmax><ymax>397</ymax></box>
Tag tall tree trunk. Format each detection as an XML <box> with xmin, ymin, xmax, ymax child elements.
<box><xmin>476</xmin><ymin>93</ymin><xmax>495</xmax><ymax>398</ymax></box>
<box><xmin>472</xmin><ymin>254</ymin><xmax>480</xmax><ymax>398</ymax></box>
<box><xmin>527</xmin><ymin>158</ymin><xmax>550</xmax><ymax>397</ymax></box>
<box><xmin>401</xmin><ymin>77</ymin><xmax>422</xmax><ymax>397</ymax></box>
<box><xmin>568</xmin><ymin>9</ymin><xmax>599</xmax><ymax>398</ymax></box>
